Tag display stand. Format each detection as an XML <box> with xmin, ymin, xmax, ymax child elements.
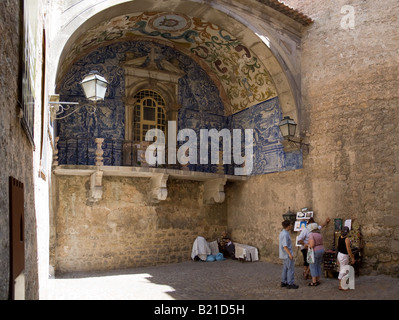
<box><xmin>323</xmin><ymin>219</ymin><xmax>363</xmax><ymax>277</ymax></box>
<box><xmin>294</xmin><ymin>208</ymin><xmax>313</xmax><ymax>247</ymax></box>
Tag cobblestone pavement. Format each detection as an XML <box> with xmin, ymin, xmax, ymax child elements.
<box><xmin>47</xmin><ymin>260</ymin><xmax>399</xmax><ymax>300</ymax></box>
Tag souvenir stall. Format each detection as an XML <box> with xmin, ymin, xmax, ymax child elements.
<box><xmin>284</xmin><ymin>208</ymin><xmax>364</xmax><ymax>278</ymax></box>
<box><xmin>323</xmin><ymin>218</ymin><xmax>363</xmax><ymax>277</ymax></box>
<box><xmin>283</xmin><ymin>207</ymin><xmax>314</xmax><ymax>247</ymax></box>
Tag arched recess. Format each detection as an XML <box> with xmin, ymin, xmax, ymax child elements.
<box><xmin>124</xmin><ymin>81</ymin><xmax>180</xmax><ymax>142</ymax></box>
<box><xmin>52</xmin><ymin>0</ymin><xmax>305</xmax><ymax>128</ymax></box>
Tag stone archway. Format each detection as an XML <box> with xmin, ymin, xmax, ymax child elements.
<box><xmin>48</xmin><ymin>0</ymin><xmax>310</xmax><ymax>273</ymax></box>
<box><xmin>50</xmin><ymin>0</ymin><xmax>306</xmax><ymax>128</ymax></box>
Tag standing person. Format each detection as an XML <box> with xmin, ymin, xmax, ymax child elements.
<box><xmin>279</xmin><ymin>220</ymin><xmax>299</xmax><ymax>289</ymax></box>
<box><xmin>297</xmin><ymin>217</ymin><xmax>330</xmax><ymax>279</ymax></box>
<box><xmin>307</xmin><ymin>223</ymin><xmax>325</xmax><ymax>286</ymax></box>
<box><xmin>337</xmin><ymin>226</ymin><xmax>355</xmax><ymax>291</ymax></box>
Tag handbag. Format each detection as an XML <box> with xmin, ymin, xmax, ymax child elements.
<box><xmin>307</xmin><ymin>248</ymin><xmax>315</xmax><ymax>264</ymax></box>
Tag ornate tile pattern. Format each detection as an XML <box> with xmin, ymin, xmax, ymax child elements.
<box><xmin>60</xmin><ymin>12</ymin><xmax>278</xmax><ymax>114</ymax></box>
<box><xmin>57</xmin><ymin>40</ymin><xmax>302</xmax><ymax>175</ymax></box>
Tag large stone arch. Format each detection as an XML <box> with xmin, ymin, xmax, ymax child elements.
<box><xmin>49</xmin><ymin>0</ymin><xmax>305</xmax><ymax>132</ymax></box>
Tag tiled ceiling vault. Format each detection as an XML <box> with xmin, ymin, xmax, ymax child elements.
<box><xmin>54</xmin><ymin>0</ymin><xmax>307</xmax><ymax>176</ymax></box>
<box><xmin>60</xmin><ymin>12</ymin><xmax>279</xmax><ymax>115</ymax></box>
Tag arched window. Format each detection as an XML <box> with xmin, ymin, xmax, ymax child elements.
<box><xmin>133</xmin><ymin>90</ymin><xmax>166</xmax><ymax>144</ymax></box>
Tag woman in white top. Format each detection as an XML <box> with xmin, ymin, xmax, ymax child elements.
<box><xmin>297</xmin><ymin>217</ymin><xmax>330</xmax><ymax>279</ymax></box>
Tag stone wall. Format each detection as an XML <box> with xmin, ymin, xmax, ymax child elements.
<box><xmin>52</xmin><ymin>175</ymin><xmax>227</xmax><ymax>273</ymax></box>
<box><xmin>227</xmin><ymin>0</ymin><xmax>399</xmax><ymax>275</ymax></box>
<box><xmin>226</xmin><ymin>169</ymin><xmax>312</xmax><ymax>261</ymax></box>
<box><xmin>0</xmin><ymin>0</ymin><xmax>39</xmax><ymax>299</ymax></box>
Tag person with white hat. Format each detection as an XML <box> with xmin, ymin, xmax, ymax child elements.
<box><xmin>307</xmin><ymin>222</ymin><xmax>325</xmax><ymax>286</ymax></box>
<box><xmin>297</xmin><ymin>217</ymin><xmax>330</xmax><ymax>280</ymax></box>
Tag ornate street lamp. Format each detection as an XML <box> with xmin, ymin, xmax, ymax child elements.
<box><xmin>282</xmin><ymin>207</ymin><xmax>297</xmax><ymax>226</ymax></box>
<box><xmin>49</xmin><ymin>71</ymin><xmax>108</xmax><ymax>120</ymax></box>
<box><xmin>279</xmin><ymin>116</ymin><xmax>309</xmax><ymax>152</ymax></box>
<box><xmin>80</xmin><ymin>72</ymin><xmax>108</xmax><ymax>102</ymax></box>
<box><xmin>279</xmin><ymin>116</ymin><xmax>297</xmax><ymax>139</ymax></box>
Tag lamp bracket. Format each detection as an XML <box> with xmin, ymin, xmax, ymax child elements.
<box><xmin>283</xmin><ymin>137</ymin><xmax>310</xmax><ymax>153</ymax></box>
<box><xmin>49</xmin><ymin>101</ymin><xmax>80</xmax><ymax>121</ymax></box>
<box><xmin>49</xmin><ymin>101</ymin><xmax>98</xmax><ymax>121</ymax></box>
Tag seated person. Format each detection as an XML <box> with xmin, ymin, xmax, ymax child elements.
<box><xmin>218</xmin><ymin>231</ymin><xmax>236</xmax><ymax>259</ymax></box>
<box><xmin>218</xmin><ymin>231</ymin><xmax>229</xmax><ymax>252</ymax></box>
<box><xmin>224</xmin><ymin>238</ymin><xmax>236</xmax><ymax>259</ymax></box>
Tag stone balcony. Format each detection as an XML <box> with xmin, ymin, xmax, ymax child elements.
<box><xmin>53</xmin><ymin>137</ymin><xmax>248</xmax><ymax>205</ymax></box>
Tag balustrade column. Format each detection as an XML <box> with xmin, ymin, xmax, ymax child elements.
<box><xmin>53</xmin><ymin>136</ymin><xmax>59</xmax><ymax>167</ymax></box>
<box><xmin>95</xmin><ymin>138</ymin><xmax>104</xmax><ymax>166</ymax></box>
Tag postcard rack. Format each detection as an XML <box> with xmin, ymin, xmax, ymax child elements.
<box><xmin>323</xmin><ymin>250</ymin><xmax>338</xmax><ymax>277</ymax></box>
<box><xmin>323</xmin><ymin>219</ymin><xmax>363</xmax><ymax>278</ymax></box>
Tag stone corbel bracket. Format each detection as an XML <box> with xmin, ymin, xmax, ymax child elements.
<box><xmin>89</xmin><ymin>169</ymin><xmax>103</xmax><ymax>203</ymax></box>
<box><xmin>149</xmin><ymin>173</ymin><xmax>169</xmax><ymax>204</ymax></box>
<box><xmin>203</xmin><ymin>178</ymin><xmax>227</xmax><ymax>204</ymax></box>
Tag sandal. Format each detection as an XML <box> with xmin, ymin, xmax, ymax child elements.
<box><xmin>308</xmin><ymin>282</ymin><xmax>320</xmax><ymax>287</ymax></box>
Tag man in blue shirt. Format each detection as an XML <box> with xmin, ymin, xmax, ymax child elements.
<box><xmin>279</xmin><ymin>220</ymin><xmax>299</xmax><ymax>289</ymax></box>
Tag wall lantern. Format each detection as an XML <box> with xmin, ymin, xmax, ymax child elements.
<box><xmin>282</xmin><ymin>207</ymin><xmax>296</xmax><ymax>226</ymax></box>
<box><xmin>279</xmin><ymin>116</ymin><xmax>309</xmax><ymax>152</ymax></box>
<box><xmin>279</xmin><ymin>116</ymin><xmax>297</xmax><ymax>139</ymax></box>
<box><xmin>49</xmin><ymin>71</ymin><xmax>108</xmax><ymax>121</ymax></box>
<box><xmin>80</xmin><ymin>72</ymin><xmax>108</xmax><ymax>102</ymax></box>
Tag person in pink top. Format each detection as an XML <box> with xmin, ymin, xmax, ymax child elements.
<box><xmin>307</xmin><ymin>223</ymin><xmax>325</xmax><ymax>286</ymax></box>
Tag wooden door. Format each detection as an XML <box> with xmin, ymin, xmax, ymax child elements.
<box><xmin>9</xmin><ymin>177</ymin><xmax>25</xmax><ymax>300</ymax></box>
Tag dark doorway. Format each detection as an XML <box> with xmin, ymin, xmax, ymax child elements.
<box><xmin>9</xmin><ymin>177</ymin><xmax>25</xmax><ymax>300</ymax></box>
